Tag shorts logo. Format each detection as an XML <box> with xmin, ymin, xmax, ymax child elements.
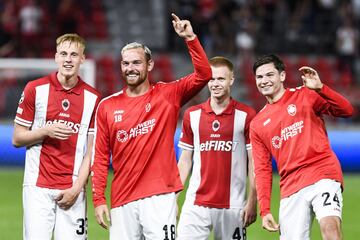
<box><xmin>62</xmin><ymin>99</ymin><xmax>70</xmax><ymax>111</ymax></box>
<box><xmin>287</xmin><ymin>104</ymin><xmax>296</xmax><ymax>116</ymax></box>
<box><xmin>19</xmin><ymin>92</ymin><xmax>25</xmax><ymax>104</ymax></box>
<box><xmin>212</xmin><ymin>120</ymin><xmax>220</xmax><ymax>132</ymax></box>
<box><xmin>145</xmin><ymin>103</ymin><xmax>151</xmax><ymax>112</ymax></box>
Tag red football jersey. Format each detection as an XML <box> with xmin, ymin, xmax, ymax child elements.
<box><xmin>178</xmin><ymin>98</ymin><xmax>256</xmax><ymax>209</ymax></box>
<box><xmin>250</xmin><ymin>85</ymin><xmax>353</xmax><ymax>217</ymax></box>
<box><xmin>91</xmin><ymin>37</ymin><xmax>212</xmax><ymax>208</ymax></box>
<box><xmin>15</xmin><ymin>72</ymin><xmax>101</xmax><ymax>189</ymax></box>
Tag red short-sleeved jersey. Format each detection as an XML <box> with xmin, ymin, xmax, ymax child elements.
<box><xmin>250</xmin><ymin>85</ymin><xmax>353</xmax><ymax>217</ymax></box>
<box><xmin>178</xmin><ymin>98</ymin><xmax>256</xmax><ymax>209</ymax></box>
<box><xmin>15</xmin><ymin>72</ymin><xmax>101</xmax><ymax>189</ymax></box>
<box><xmin>91</xmin><ymin>37</ymin><xmax>212</xmax><ymax>208</ymax></box>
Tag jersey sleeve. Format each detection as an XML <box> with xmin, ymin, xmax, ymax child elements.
<box><xmin>178</xmin><ymin>109</ymin><xmax>194</xmax><ymax>151</ymax></box>
<box><xmin>91</xmin><ymin>101</ymin><xmax>111</xmax><ymax>207</ymax></box>
<box><xmin>14</xmin><ymin>82</ymin><xmax>36</xmax><ymax>127</ymax></box>
<box><xmin>161</xmin><ymin>37</ymin><xmax>212</xmax><ymax>107</ymax></box>
<box><xmin>250</xmin><ymin>123</ymin><xmax>273</xmax><ymax>217</ymax></box>
<box><xmin>311</xmin><ymin>84</ymin><xmax>353</xmax><ymax>117</ymax></box>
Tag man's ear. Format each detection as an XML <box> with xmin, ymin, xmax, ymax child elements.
<box><xmin>148</xmin><ymin>59</ymin><xmax>154</xmax><ymax>72</ymax></box>
<box><xmin>280</xmin><ymin>71</ymin><xmax>286</xmax><ymax>82</ymax></box>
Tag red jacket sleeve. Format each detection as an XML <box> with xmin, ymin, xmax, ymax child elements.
<box><xmin>160</xmin><ymin>37</ymin><xmax>212</xmax><ymax>107</ymax></box>
<box><xmin>250</xmin><ymin>123</ymin><xmax>273</xmax><ymax>217</ymax></box>
<box><xmin>313</xmin><ymin>84</ymin><xmax>354</xmax><ymax>117</ymax></box>
<box><xmin>91</xmin><ymin>101</ymin><xmax>111</xmax><ymax>207</ymax></box>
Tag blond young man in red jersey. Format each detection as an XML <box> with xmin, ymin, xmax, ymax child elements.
<box><xmin>13</xmin><ymin>33</ymin><xmax>101</xmax><ymax>240</ymax></box>
<box><xmin>250</xmin><ymin>54</ymin><xmax>353</xmax><ymax>240</ymax></box>
<box><xmin>177</xmin><ymin>56</ymin><xmax>257</xmax><ymax>240</ymax></box>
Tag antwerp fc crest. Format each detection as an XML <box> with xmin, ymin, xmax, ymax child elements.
<box><xmin>287</xmin><ymin>104</ymin><xmax>296</xmax><ymax>116</ymax></box>
<box><xmin>212</xmin><ymin>120</ymin><xmax>220</xmax><ymax>132</ymax></box>
<box><xmin>62</xmin><ymin>99</ymin><xmax>70</xmax><ymax>111</ymax></box>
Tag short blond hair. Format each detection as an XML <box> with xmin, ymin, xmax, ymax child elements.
<box><xmin>56</xmin><ymin>33</ymin><xmax>85</xmax><ymax>53</ymax></box>
<box><xmin>121</xmin><ymin>42</ymin><xmax>152</xmax><ymax>62</ymax></box>
<box><xmin>209</xmin><ymin>56</ymin><xmax>234</xmax><ymax>72</ymax></box>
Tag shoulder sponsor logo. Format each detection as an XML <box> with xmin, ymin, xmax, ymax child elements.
<box><xmin>263</xmin><ymin>118</ymin><xmax>271</xmax><ymax>126</ymax></box>
<box><xmin>116</xmin><ymin>119</ymin><xmax>156</xmax><ymax>142</ymax></box>
<box><xmin>212</xmin><ymin>120</ymin><xmax>220</xmax><ymax>132</ymax></box>
<box><xmin>287</xmin><ymin>104</ymin><xmax>297</xmax><ymax>116</ymax></box>
<box><xmin>17</xmin><ymin>107</ymin><xmax>23</xmax><ymax>115</ymax></box>
<box><xmin>62</xmin><ymin>99</ymin><xmax>70</xmax><ymax>111</ymax></box>
<box><xmin>271</xmin><ymin>120</ymin><xmax>304</xmax><ymax>149</ymax></box>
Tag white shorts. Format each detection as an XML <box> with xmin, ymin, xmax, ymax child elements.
<box><xmin>23</xmin><ymin>185</ymin><xmax>87</xmax><ymax>240</ymax></box>
<box><xmin>110</xmin><ymin>192</ymin><xmax>176</xmax><ymax>240</ymax></box>
<box><xmin>177</xmin><ymin>204</ymin><xmax>246</xmax><ymax>240</ymax></box>
<box><xmin>279</xmin><ymin>179</ymin><xmax>342</xmax><ymax>240</ymax></box>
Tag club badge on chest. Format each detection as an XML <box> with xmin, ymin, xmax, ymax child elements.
<box><xmin>62</xmin><ymin>99</ymin><xmax>70</xmax><ymax>111</ymax></box>
<box><xmin>212</xmin><ymin>120</ymin><xmax>220</xmax><ymax>132</ymax></box>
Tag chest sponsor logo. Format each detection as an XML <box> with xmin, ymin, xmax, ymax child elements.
<box><xmin>116</xmin><ymin>119</ymin><xmax>156</xmax><ymax>142</ymax></box>
<box><xmin>212</xmin><ymin>120</ymin><xmax>220</xmax><ymax>132</ymax></box>
<box><xmin>45</xmin><ymin>119</ymin><xmax>87</xmax><ymax>134</ymax></box>
<box><xmin>114</xmin><ymin>110</ymin><xmax>124</xmax><ymax>123</ymax></box>
<box><xmin>196</xmin><ymin>140</ymin><xmax>240</xmax><ymax>152</ymax></box>
<box><xmin>62</xmin><ymin>99</ymin><xmax>70</xmax><ymax>111</ymax></box>
<box><xmin>271</xmin><ymin>120</ymin><xmax>304</xmax><ymax>149</ymax></box>
<box><xmin>287</xmin><ymin>104</ymin><xmax>297</xmax><ymax>116</ymax></box>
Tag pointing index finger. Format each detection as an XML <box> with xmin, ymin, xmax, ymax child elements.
<box><xmin>171</xmin><ymin>13</ymin><xmax>180</xmax><ymax>22</ymax></box>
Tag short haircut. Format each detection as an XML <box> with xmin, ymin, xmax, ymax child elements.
<box><xmin>121</xmin><ymin>42</ymin><xmax>152</xmax><ymax>62</ymax></box>
<box><xmin>252</xmin><ymin>54</ymin><xmax>285</xmax><ymax>74</ymax></box>
<box><xmin>56</xmin><ymin>33</ymin><xmax>85</xmax><ymax>53</ymax></box>
<box><xmin>209</xmin><ymin>56</ymin><xmax>234</xmax><ymax>72</ymax></box>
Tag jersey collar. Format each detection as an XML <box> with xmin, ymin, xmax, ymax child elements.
<box><xmin>203</xmin><ymin>98</ymin><xmax>235</xmax><ymax>115</ymax></box>
<box><xmin>50</xmin><ymin>72</ymin><xmax>83</xmax><ymax>95</ymax></box>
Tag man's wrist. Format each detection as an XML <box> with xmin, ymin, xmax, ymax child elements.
<box><xmin>185</xmin><ymin>34</ymin><xmax>196</xmax><ymax>41</ymax></box>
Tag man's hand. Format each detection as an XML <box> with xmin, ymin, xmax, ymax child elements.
<box><xmin>95</xmin><ymin>204</ymin><xmax>111</xmax><ymax>229</ymax></box>
<box><xmin>299</xmin><ymin>66</ymin><xmax>323</xmax><ymax>91</ymax></box>
<box><xmin>241</xmin><ymin>200</ymin><xmax>257</xmax><ymax>228</ymax></box>
<box><xmin>171</xmin><ymin>13</ymin><xmax>196</xmax><ymax>41</ymax></box>
<box><xmin>55</xmin><ymin>186</ymin><xmax>81</xmax><ymax>210</ymax></box>
<box><xmin>262</xmin><ymin>213</ymin><xmax>279</xmax><ymax>232</ymax></box>
<box><xmin>44</xmin><ymin>122</ymin><xmax>73</xmax><ymax>140</ymax></box>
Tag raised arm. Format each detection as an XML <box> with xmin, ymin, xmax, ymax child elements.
<box><xmin>299</xmin><ymin>66</ymin><xmax>353</xmax><ymax>117</ymax></box>
<box><xmin>169</xmin><ymin>13</ymin><xmax>212</xmax><ymax>106</ymax></box>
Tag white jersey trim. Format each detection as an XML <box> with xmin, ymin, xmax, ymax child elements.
<box><xmin>178</xmin><ymin>141</ymin><xmax>193</xmax><ymax>151</ymax></box>
<box><xmin>23</xmin><ymin>83</ymin><xmax>50</xmax><ymax>186</ymax></box>
<box><xmin>14</xmin><ymin>116</ymin><xmax>33</xmax><ymax>127</ymax></box>
<box><xmin>72</xmin><ymin>89</ymin><xmax>99</xmax><ymax>182</ymax></box>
